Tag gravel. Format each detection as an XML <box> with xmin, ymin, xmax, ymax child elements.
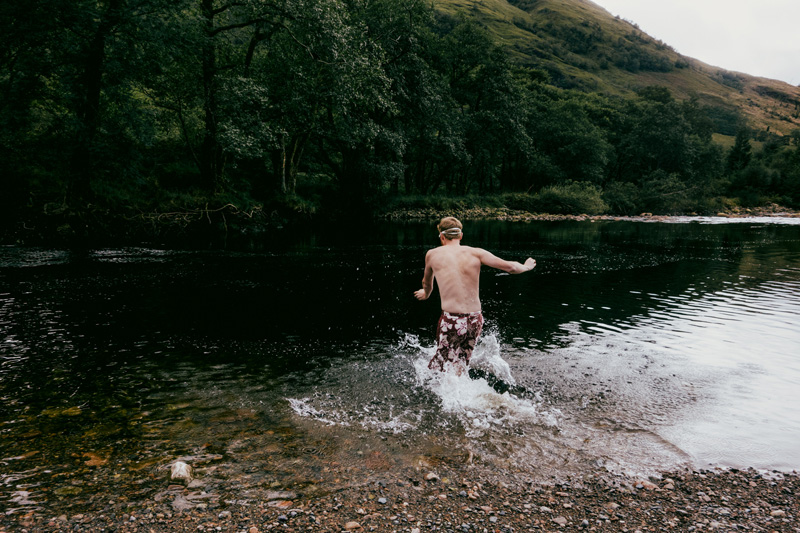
<box><xmin>4</xmin><ymin>465</ymin><xmax>797</xmax><ymax>532</ymax></box>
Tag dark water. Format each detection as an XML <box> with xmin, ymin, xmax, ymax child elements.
<box><xmin>2</xmin><ymin>218</ymin><xmax>800</xmax><ymax>514</ymax></box>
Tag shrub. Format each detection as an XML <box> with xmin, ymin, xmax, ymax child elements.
<box><xmin>602</xmin><ymin>182</ymin><xmax>641</xmax><ymax>215</ymax></box>
<box><xmin>533</xmin><ymin>181</ymin><xmax>608</xmax><ymax>215</ymax></box>
<box><xmin>500</xmin><ymin>192</ymin><xmax>539</xmax><ymax>212</ymax></box>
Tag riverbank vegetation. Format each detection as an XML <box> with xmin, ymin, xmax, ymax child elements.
<box><xmin>2</xmin><ymin>0</ymin><xmax>800</xmax><ymax>242</ymax></box>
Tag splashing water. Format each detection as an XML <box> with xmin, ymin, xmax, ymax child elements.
<box><xmin>289</xmin><ymin>331</ymin><xmax>559</xmax><ymax>447</ymax></box>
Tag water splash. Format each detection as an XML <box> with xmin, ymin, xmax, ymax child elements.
<box><xmin>288</xmin><ymin>332</ymin><xmax>559</xmax><ymax>443</ymax></box>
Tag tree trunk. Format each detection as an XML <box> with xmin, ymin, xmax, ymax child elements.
<box><xmin>200</xmin><ymin>0</ymin><xmax>224</xmax><ymax>191</ymax></box>
<box><xmin>67</xmin><ymin>0</ymin><xmax>122</xmax><ymax>206</ymax></box>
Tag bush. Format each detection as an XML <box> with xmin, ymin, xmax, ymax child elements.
<box><xmin>500</xmin><ymin>192</ymin><xmax>539</xmax><ymax>212</ymax></box>
<box><xmin>533</xmin><ymin>181</ymin><xmax>608</xmax><ymax>215</ymax></box>
<box><xmin>602</xmin><ymin>182</ymin><xmax>641</xmax><ymax>215</ymax></box>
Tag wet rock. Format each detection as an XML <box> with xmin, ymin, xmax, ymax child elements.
<box><xmin>264</xmin><ymin>490</ymin><xmax>298</xmax><ymax>501</ymax></box>
<box><xmin>171</xmin><ymin>494</ymin><xmax>194</xmax><ymax>512</ymax></box>
<box><xmin>170</xmin><ymin>461</ymin><xmax>192</xmax><ymax>484</ymax></box>
<box><xmin>54</xmin><ymin>486</ymin><xmax>83</xmax><ymax>496</ymax></box>
<box><xmin>636</xmin><ymin>480</ymin><xmax>658</xmax><ymax>490</ymax></box>
<box><xmin>267</xmin><ymin>500</ymin><xmax>294</xmax><ymax>509</ymax></box>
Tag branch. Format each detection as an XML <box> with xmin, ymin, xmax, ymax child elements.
<box><xmin>210</xmin><ymin>18</ymin><xmax>263</xmax><ymax>37</ymax></box>
<box><xmin>212</xmin><ymin>2</ymin><xmax>247</xmax><ymax>16</ymax></box>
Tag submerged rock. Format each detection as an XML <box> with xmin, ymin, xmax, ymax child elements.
<box><xmin>170</xmin><ymin>461</ymin><xmax>193</xmax><ymax>484</ymax></box>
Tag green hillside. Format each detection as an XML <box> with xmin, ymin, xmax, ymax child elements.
<box><xmin>436</xmin><ymin>0</ymin><xmax>800</xmax><ymax>136</ymax></box>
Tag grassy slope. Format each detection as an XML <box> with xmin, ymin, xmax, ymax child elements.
<box><xmin>436</xmin><ymin>0</ymin><xmax>800</xmax><ymax>135</ymax></box>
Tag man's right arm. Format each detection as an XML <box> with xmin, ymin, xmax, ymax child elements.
<box><xmin>414</xmin><ymin>251</ymin><xmax>435</xmax><ymax>300</ymax></box>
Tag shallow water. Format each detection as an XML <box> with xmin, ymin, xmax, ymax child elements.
<box><xmin>1</xmin><ymin>218</ymin><xmax>800</xmax><ymax>514</ymax></box>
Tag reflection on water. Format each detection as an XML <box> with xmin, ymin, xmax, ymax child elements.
<box><xmin>1</xmin><ymin>218</ymin><xmax>800</xmax><ymax>514</ymax></box>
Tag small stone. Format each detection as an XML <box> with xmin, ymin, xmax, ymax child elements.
<box><xmin>377</xmin><ymin>497</ymin><xmax>387</xmax><ymax>504</ymax></box>
<box><xmin>540</xmin><ymin>506</ymin><xmax>553</xmax><ymax>513</ymax></box>
<box><xmin>344</xmin><ymin>521</ymin><xmax>362</xmax><ymax>530</ymax></box>
<box><xmin>553</xmin><ymin>516</ymin><xmax>568</xmax><ymax>526</ymax></box>
<box><xmin>638</xmin><ymin>480</ymin><xmax>658</xmax><ymax>490</ymax></box>
<box><xmin>249</xmin><ymin>527</ymin><xmax>259</xmax><ymax>533</ymax></box>
<box><xmin>170</xmin><ymin>461</ymin><xmax>192</xmax><ymax>484</ymax></box>
<box><xmin>411</xmin><ymin>529</ymin><xmax>420</xmax><ymax>533</ymax></box>
<box><xmin>489</xmin><ymin>516</ymin><xmax>498</xmax><ymax>523</ymax></box>
<box><xmin>267</xmin><ymin>500</ymin><xmax>293</xmax><ymax>509</ymax></box>
<box><xmin>770</xmin><ymin>510</ymin><xmax>786</xmax><ymax>517</ymax></box>
<box><xmin>425</xmin><ymin>472</ymin><xmax>439</xmax><ymax>481</ymax></box>
<box><xmin>218</xmin><ymin>511</ymin><xmax>231</xmax><ymax>519</ymax></box>
<box><xmin>580</xmin><ymin>519</ymin><xmax>590</xmax><ymax>528</ymax></box>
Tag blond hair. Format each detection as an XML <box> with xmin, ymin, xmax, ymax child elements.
<box><xmin>437</xmin><ymin>217</ymin><xmax>463</xmax><ymax>240</ymax></box>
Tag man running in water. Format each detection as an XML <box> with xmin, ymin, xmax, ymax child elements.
<box><xmin>414</xmin><ymin>217</ymin><xmax>536</xmax><ymax>373</ymax></box>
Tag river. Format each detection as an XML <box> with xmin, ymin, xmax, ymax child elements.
<box><xmin>1</xmin><ymin>217</ymin><xmax>799</xmax><ymax>514</ymax></box>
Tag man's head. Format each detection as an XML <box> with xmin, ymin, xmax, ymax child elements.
<box><xmin>437</xmin><ymin>217</ymin><xmax>463</xmax><ymax>241</ymax></box>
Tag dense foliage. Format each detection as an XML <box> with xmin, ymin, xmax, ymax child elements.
<box><xmin>2</xmin><ymin>0</ymin><xmax>799</xmax><ymax>235</ymax></box>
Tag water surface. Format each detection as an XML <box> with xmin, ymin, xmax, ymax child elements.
<box><xmin>2</xmin><ymin>218</ymin><xmax>800</xmax><ymax>514</ymax></box>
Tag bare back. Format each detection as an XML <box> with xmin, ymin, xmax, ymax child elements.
<box><xmin>425</xmin><ymin>245</ymin><xmax>484</xmax><ymax>313</ymax></box>
<box><xmin>414</xmin><ymin>234</ymin><xmax>535</xmax><ymax>312</ymax></box>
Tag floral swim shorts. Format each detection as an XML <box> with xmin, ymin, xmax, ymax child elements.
<box><xmin>428</xmin><ymin>311</ymin><xmax>484</xmax><ymax>372</ymax></box>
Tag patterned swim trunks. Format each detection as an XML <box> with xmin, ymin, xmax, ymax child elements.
<box><xmin>428</xmin><ymin>311</ymin><xmax>484</xmax><ymax>372</ymax></box>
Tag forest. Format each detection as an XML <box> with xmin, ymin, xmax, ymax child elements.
<box><xmin>2</xmin><ymin>0</ymin><xmax>800</xmax><ymax>240</ymax></box>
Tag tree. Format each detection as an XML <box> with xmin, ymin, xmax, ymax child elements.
<box><xmin>727</xmin><ymin>129</ymin><xmax>752</xmax><ymax>173</ymax></box>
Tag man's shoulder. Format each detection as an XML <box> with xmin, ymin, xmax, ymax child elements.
<box><xmin>461</xmin><ymin>245</ymin><xmax>488</xmax><ymax>255</ymax></box>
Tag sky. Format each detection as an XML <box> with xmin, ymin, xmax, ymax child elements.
<box><xmin>590</xmin><ymin>0</ymin><xmax>800</xmax><ymax>86</ymax></box>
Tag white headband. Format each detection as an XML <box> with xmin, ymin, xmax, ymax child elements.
<box><xmin>439</xmin><ymin>228</ymin><xmax>462</xmax><ymax>237</ymax></box>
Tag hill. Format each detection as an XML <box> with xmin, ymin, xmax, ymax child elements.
<box><xmin>435</xmin><ymin>0</ymin><xmax>800</xmax><ymax>137</ymax></box>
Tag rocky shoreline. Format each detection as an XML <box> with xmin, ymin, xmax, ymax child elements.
<box><xmin>4</xmin><ymin>463</ymin><xmax>798</xmax><ymax>532</ymax></box>
<box><xmin>380</xmin><ymin>203</ymin><xmax>800</xmax><ymax>223</ymax></box>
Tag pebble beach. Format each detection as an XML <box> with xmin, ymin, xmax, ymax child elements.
<box><xmin>4</xmin><ymin>460</ymin><xmax>798</xmax><ymax>532</ymax></box>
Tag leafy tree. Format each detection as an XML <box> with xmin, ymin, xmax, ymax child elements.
<box><xmin>727</xmin><ymin>129</ymin><xmax>752</xmax><ymax>173</ymax></box>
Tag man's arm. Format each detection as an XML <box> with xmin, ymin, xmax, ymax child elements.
<box><xmin>414</xmin><ymin>251</ymin><xmax>435</xmax><ymax>300</ymax></box>
<box><xmin>478</xmin><ymin>249</ymin><xmax>536</xmax><ymax>274</ymax></box>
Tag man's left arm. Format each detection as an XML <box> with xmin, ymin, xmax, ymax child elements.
<box><xmin>478</xmin><ymin>250</ymin><xmax>536</xmax><ymax>274</ymax></box>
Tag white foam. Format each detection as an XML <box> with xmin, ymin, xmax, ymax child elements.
<box><xmin>287</xmin><ymin>397</ymin><xmax>352</xmax><ymax>427</ymax></box>
<box><xmin>288</xmin><ymin>332</ymin><xmax>559</xmax><ymax>439</ymax></box>
<box><xmin>413</xmin><ymin>332</ymin><xmax>558</xmax><ymax>437</ymax></box>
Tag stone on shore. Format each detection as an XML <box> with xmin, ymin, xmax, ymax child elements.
<box><xmin>169</xmin><ymin>461</ymin><xmax>192</xmax><ymax>484</ymax></box>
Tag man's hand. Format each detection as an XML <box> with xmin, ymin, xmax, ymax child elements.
<box><xmin>414</xmin><ymin>288</ymin><xmax>429</xmax><ymax>300</ymax></box>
